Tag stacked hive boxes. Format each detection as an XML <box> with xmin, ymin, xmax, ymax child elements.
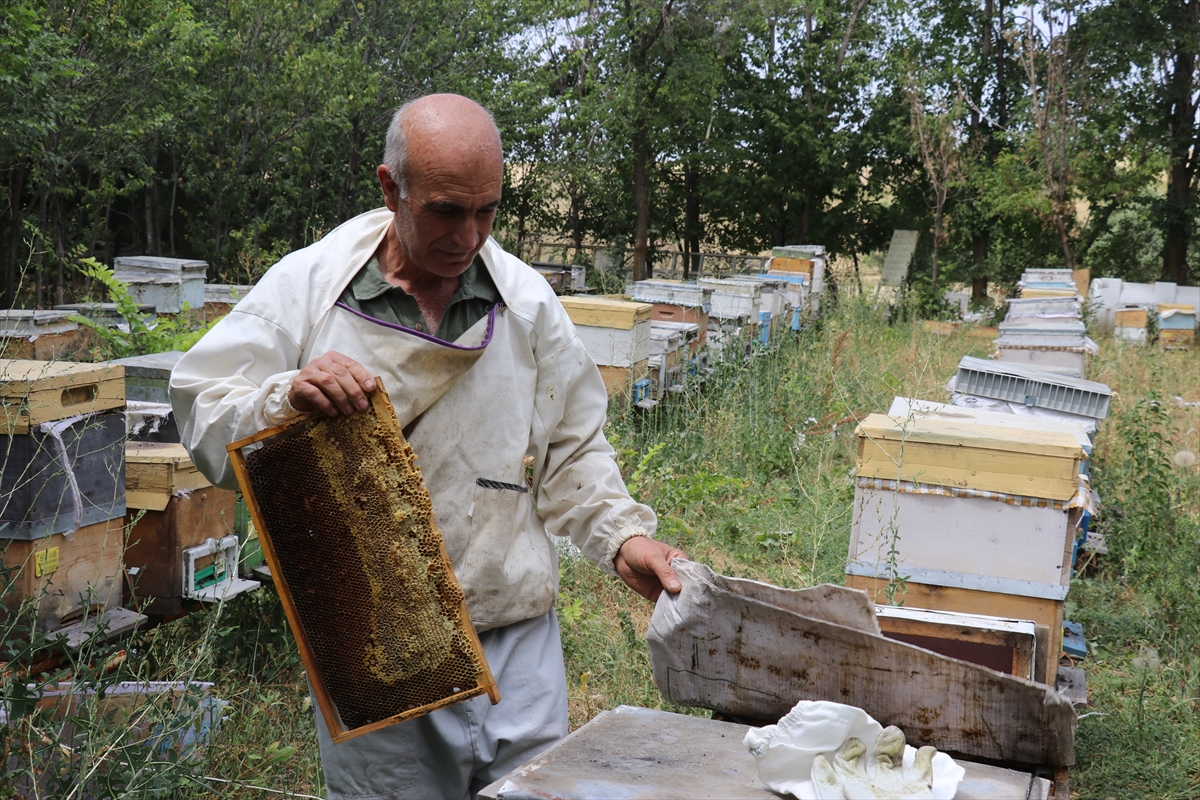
<box><xmin>627</xmin><ymin>280</ymin><xmax>711</xmax><ymax>350</ymax></box>
<box><xmin>559</xmin><ymin>297</ymin><xmax>653</xmax><ymax>402</ymax></box>
<box><xmin>996</xmin><ymin>270</ymin><xmax>1096</xmax><ymax>377</ymax></box>
<box><xmin>113</xmin><ymin>256</ymin><xmax>207</xmax><ymax>315</ymax></box>
<box><xmin>1156</xmin><ymin>303</ymin><xmax>1196</xmax><ymax>349</ymax></box>
<box><xmin>768</xmin><ymin>244</ymin><xmax>826</xmax><ymax>313</ymax></box>
<box><xmin>844</xmin><ymin>411</ymin><xmax>1089</xmax><ymax>683</ymax></box>
<box><xmin>1087</xmin><ymin>277</ymin><xmax>1200</xmax><ymax>331</ymax></box>
<box><xmin>112</xmin><ymin>351</ymin><xmax>184</xmax><ymax>444</ymax></box>
<box><xmin>123</xmin><ymin>442</ymin><xmax>258</xmax><ymax>615</ymax></box>
<box><xmin>1114</xmin><ymin>304</ymin><xmax>1150</xmax><ymax>343</ymax></box>
<box><xmin>698</xmin><ymin>278</ymin><xmax>760</xmax><ymax>358</ymax></box>
<box><xmin>0</xmin><ymin>311</ymin><xmax>80</xmax><ymax>360</ymax></box>
<box><xmin>203</xmin><ymin>284</ymin><xmax>252</xmax><ymax>321</ymax></box>
<box><xmin>0</xmin><ymin>360</ymin><xmax>128</xmax><ymax>632</ymax></box>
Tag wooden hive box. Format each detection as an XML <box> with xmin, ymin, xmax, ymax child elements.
<box><xmin>844</xmin><ymin>574</ymin><xmax>1064</xmax><ymax>685</ymax></box>
<box><xmin>110</xmin><ymin>351</ymin><xmax>184</xmax><ymax>405</ymax></box>
<box><xmin>0</xmin><ymin>312</ymin><xmax>80</xmax><ymax>361</ymax></box>
<box><xmin>0</xmin><ymin>409</ymin><xmax>127</xmax><ymax>540</ymax></box>
<box><xmin>2</xmin><ymin>515</ymin><xmax>126</xmax><ymax>633</ymax></box>
<box><xmin>561</xmin><ymin>297</ymin><xmax>653</xmax><ymax>371</ymax></box>
<box><xmin>1114</xmin><ymin>306</ymin><xmax>1149</xmax><ymax>329</ymax></box>
<box><xmin>0</xmin><ymin>359</ymin><xmax>125</xmax><ymax>435</ymax></box>
<box><xmin>123</xmin><ymin>442</ymin><xmax>239</xmax><ymax>616</ymax></box>
<box><xmin>854</xmin><ymin>413</ymin><xmax>1085</xmax><ymax>501</ymax></box>
<box><xmin>875</xmin><ymin>605</ymin><xmax>1039</xmax><ymax>682</ymax></box>
<box><xmin>227</xmin><ymin>382</ymin><xmax>498</xmax><ymax>743</ymax></box>
<box><xmin>766</xmin><ymin>255</ymin><xmax>814</xmax><ymax>277</ymax></box>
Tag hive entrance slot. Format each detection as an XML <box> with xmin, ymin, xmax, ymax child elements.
<box><xmin>61</xmin><ymin>384</ymin><xmax>99</xmax><ymax>407</ymax></box>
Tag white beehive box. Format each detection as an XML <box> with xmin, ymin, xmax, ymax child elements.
<box><xmin>1004</xmin><ymin>296</ymin><xmax>1081</xmax><ymax>320</ymax></box>
<box><xmin>627</xmin><ymin>280</ymin><xmax>711</xmax><ymax>308</ymax></box>
<box><xmin>114</xmin><ymin>256</ymin><xmax>207</xmax><ymax>314</ymax></box>
<box><xmin>560</xmin><ymin>297</ymin><xmax>652</xmax><ymax>368</ymax></box>
<box><xmin>698</xmin><ymin>279</ymin><xmax>761</xmax><ymax>320</ymax></box>
<box><xmin>727</xmin><ymin>275</ymin><xmax>790</xmax><ymax>316</ymax></box>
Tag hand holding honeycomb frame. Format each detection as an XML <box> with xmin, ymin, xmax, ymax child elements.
<box><xmin>226</xmin><ymin>380</ymin><xmax>499</xmax><ymax>743</ymax></box>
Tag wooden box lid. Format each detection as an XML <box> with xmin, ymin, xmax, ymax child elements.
<box><xmin>559</xmin><ymin>297</ymin><xmax>652</xmax><ymax>329</ymax></box>
<box><xmin>0</xmin><ymin>359</ymin><xmax>125</xmax><ymax>434</ymax></box>
<box><xmin>125</xmin><ymin>442</ymin><xmax>212</xmax><ymax>510</ymax></box>
<box><xmin>854</xmin><ymin>413</ymin><xmax>1085</xmax><ymax>501</ymax></box>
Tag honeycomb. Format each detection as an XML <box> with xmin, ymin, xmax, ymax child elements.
<box><xmin>240</xmin><ymin>394</ymin><xmax>492</xmax><ymax>734</ymax></box>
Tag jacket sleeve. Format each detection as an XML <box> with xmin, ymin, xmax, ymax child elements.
<box><xmin>532</xmin><ymin>336</ymin><xmax>658</xmax><ymax>574</ymax></box>
<box><xmin>169</xmin><ymin>309</ymin><xmax>304</xmax><ymax>490</ymax></box>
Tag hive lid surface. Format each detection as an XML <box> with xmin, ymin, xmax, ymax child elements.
<box><xmin>111</xmin><ymin>351</ymin><xmax>185</xmax><ymax>378</ymax></box>
<box><xmin>559</xmin><ymin>296</ymin><xmax>652</xmax><ymax>329</ymax></box>
<box><xmin>854</xmin><ymin>413</ymin><xmax>1084</xmax><ymax>456</ymax></box>
<box><xmin>227</xmin><ymin>383</ymin><xmax>498</xmax><ymax>742</ymax></box>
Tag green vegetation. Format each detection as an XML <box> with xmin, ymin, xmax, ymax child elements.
<box><xmin>2</xmin><ymin>0</ymin><xmax>1197</xmax><ymax>304</ymax></box>
<box><xmin>68</xmin><ymin>258</ymin><xmax>218</xmax><ymax>360</ymax></box>
<box><xmin>4</xmin><ymin>299</ymin><xmax>1193</xmax><ymax>797</ymax></box>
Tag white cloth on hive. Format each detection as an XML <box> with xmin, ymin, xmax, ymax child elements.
<box><xmin>742</xmin><ymin>700</ymin><xmax>964</xmax><ymax>800</ymax></box>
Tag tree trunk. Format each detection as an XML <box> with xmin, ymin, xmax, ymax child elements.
<box><xmin>972</xmin><ymin>230</ymin><xmax>990</xmax><ymax>301</ymax></box>
<box><xmin>632</xmin><ymin>129</ymin><xmax>650</xmax><ymax>282</ymax></box>
<box><xmin>569</xmin><ymin>182</ymin><xmax>584</xmax><ymax>263</ymax></box>
<box><xmin>5</xmin><ymin>163</ymin><xmax>25</xmax><ymax>308</ymax></box>
<box><xmin>1162</xmin><ymin>14</ymin><xmax>1197</xmax><ymax>285</ymax></box>
<box><xmin>683</xmin><ymin>161</ymin><xmax>700</xmax><ymax>280</ymax></box>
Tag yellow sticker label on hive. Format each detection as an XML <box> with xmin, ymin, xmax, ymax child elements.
<box><xmin>35</xmin><ymin>547</ymin><xmax>60</xmax><ymax>578</ymax></box>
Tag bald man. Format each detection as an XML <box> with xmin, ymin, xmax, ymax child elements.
<box><xmin>171</xmin><ymin>94</ymin><xmax>685</xmax><ymax>799</ymax></box>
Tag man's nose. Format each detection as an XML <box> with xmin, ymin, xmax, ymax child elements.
<box><xmin>449</xmin><ymin>214</ymin><xmax>480</xmax><ymax>251</ymax></box>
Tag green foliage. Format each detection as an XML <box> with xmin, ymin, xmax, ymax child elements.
<box><xmin>70</xmin><ymin>257</ymin><xmax>218</xmax><ymax>359</ymax></box>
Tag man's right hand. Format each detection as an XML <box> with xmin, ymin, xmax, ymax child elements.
<box><xmin>289</xmin><ymin>352</ymin><xmax>377</xmax><ymax>416</ymax></box>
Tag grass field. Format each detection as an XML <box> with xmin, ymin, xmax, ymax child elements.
<box><xmin>3</xmin><ymin>293</ymin><xmax>1197</xmax><ymax>798</ymax></box>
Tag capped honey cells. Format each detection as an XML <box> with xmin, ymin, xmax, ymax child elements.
<box><xmin>230</xmin><ymin>384</ymin><xmax>497</xmax><ymax>740</ymax></box>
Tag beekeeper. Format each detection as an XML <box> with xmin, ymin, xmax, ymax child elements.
<box><xmin>170</xmin><ymin>93</ymin><xmax>687</xmax><ymax>799</ymax></box>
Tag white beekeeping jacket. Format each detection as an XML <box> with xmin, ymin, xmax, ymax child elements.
<box><xmin>170</xmin><ymin>207</ymin><xmax>656</xmax><ymax>630</ymax></box>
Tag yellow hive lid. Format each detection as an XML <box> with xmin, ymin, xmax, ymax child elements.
<box><xmin>559</xmin><ymin>296</ymin><xmax>653</xmax><ymax>329</ymax></box>
<box><xmin>854</xmin><ymin>413</ymin><xmax>1084</xmax><ymax>458</ymax></box>
<box><xmin>1156</xmin><ymin>303</ymin><xmax>1195</xmax><ymax>314</ymax></box>
<box><xmin>125</xmin><ymin>442</ymin><xmax>210</xmax><ymax>509</ymax></box>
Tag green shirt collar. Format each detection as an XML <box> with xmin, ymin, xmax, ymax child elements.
<box><xmin>351</xmin><ymin>256</ymin><xmax>499</xmax><ymax>304</ymax></box>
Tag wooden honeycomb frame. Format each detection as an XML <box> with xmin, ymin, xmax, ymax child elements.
<box><xmin>226</xmin><ymin>381</ymin><xmax>499</xmax><ymax>743</ymax></box>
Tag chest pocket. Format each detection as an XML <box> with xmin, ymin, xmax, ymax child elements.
<box><xmin>468</xmin><ymin>477</ymin><xmax>533</xmax><ymax>547</ymax></box>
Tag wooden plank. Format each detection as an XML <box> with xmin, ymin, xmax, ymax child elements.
<box><xmin>1072</xmin><ymin>268</ymin><xmax>1089</xmax><ymax>299</ymax></box>
<box><xmin>651</xmin><ymin>562</ymin><xmax>1076</xmax><ymax>766</ymax></box>
<box><xmin>478</xmin><ymin>706</ymin><xmax>1052</xmax><ymax>800</ymax></box>
<box><xmin>845</xmin><ymin>575</ymin><xmax>1064</xmax><ymax>685</ymax></box>
<box><xmin>226</xmin><ymin>382</ymin><xmax>498</xmax><ymax>744</ymax></box>
<box><xmin>1</xmin><ymin>517</ymin><xmax>125</xmax><ymax>631</ymax></box>
<box><xmin>1115</xmin><ymin>308</ymin><xmax>1148</xmax><ymax>328</ymax></box>
<box><xmin>52</xmin><ymin>606</ymin><xmax>147</xmax><ymax>648</ymax></box>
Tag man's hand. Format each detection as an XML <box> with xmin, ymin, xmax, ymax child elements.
<box><xmin>289</xmin><ymin>352</ymin><xmax>377</xmax><ymax>417</ymax></box>
<box><xmin>614</xmin><ymin>536</ymin><xmax>687</xmax><ymax>602</ymax></box>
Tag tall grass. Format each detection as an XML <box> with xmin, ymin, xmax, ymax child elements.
<box><xmin>4</xmin><ymin>296</ymin><xmax>1195</xmax><ymax>797</ymax></box>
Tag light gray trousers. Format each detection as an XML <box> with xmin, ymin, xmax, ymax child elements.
<box><xmin>314</xmin><ymin>611</ymin><xmax>569</xmax><ymax>800</ymax></box>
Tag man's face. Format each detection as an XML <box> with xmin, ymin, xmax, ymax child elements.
<box><xmin>379</xmin><ymin>146</ymin><xmax>503</xmax><ymax>279</ymax></box>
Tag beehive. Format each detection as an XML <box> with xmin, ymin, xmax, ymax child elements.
<box><xmin>227</xmin><ymin>383</ymin><xmax>498</xmax><ymax>742</ymax></box>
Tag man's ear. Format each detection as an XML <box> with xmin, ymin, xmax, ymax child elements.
<box><xmin>377</xmin><ymin>164</ymin><xmax>401</xmax><ymax>212</ymax></box>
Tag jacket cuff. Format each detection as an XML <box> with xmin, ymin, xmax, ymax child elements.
<box><xmin>262</xmin><ymin>370</ymin><xmax>303</xmax><ymax>426</ymax></box>
<box><xmin>602</xmin><ymin>520</ymin><xmax>653</xmax><ymax>576</ymax></box>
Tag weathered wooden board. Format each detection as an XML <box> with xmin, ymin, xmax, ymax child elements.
<box><xmin>1</xmin><ymin>516</ymin><xmax>125</xmax><ymax>631</ymax></box>
<box><xmin>560</xmin><ymin>296</ymin><xmax>652</xmax><ymax>329</ymax></box>
<box><xmin>125</xmin><ymin>442</ymin><xmax>212</xmax><ymax>511</ymax></box>
<box><xmin>649</xmin><ymin>561</ymin><xmax>1075</xmax><ymax>766</ymax></box>
<box><xmin>478</xmin><ymin>705</ymin><xmax>1054</xmax><ymax>800</ymax></box>
<box><xmin>123</xmin><ymin>487</ymin><xmax>237</xmax><ymax>616</ymax></box>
